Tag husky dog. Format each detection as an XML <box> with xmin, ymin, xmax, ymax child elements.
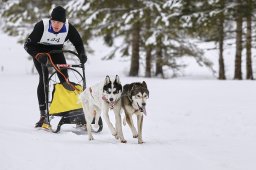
<box><xmin>121</xmin><ymin>81</ymin><xmax>149</xmax><ymax>144</ymax></box>
<box><xmin>80</xmin><ymin>75</ymin><xmax>126</xmax><ymax>143</ymax></box>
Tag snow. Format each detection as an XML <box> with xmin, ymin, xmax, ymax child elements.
<box><xmin>85</xmin><ymin>11</ymin><xmax>99</xmax><ymax>25</ymax></box>
<box><xmin>1</xmin><ymin>32</ymin><xmax>256</xmax><ymax>170</ymax></box>
<box><xmin>123</xmin><ymin>12</ymin><xmax>135</xmax><ymax>25</ymax></box>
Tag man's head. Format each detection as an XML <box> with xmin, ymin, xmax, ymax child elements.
<box><xmin>51</xmin><ymin>6</ymin><xmax>66</xmax><ymax>22</ymax></box>
<box><xmin>51</xmin><ymin>6</ymin><xmax>66</xmax><ymax>32</ymax></box>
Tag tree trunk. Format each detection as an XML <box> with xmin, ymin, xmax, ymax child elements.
<box><xmin>145</xmin><ymin>9</ymin><xmax>152</xmax><ymax>78</ymax></box>
<box><xmin>218</xmin><ymin>0</ymin><xmax>226</xmax><ymax>80</ymax></box>
<box><xmin>145</xmin><ymin>47</ymin><xmax>152</xmax><ymax>77</ymax></box>
<box><xmin>129</xmin><ymin>21</ymin><xmax>140</xmax><ymax>77</ymax></box>
<box><xmin>234</xmin><ymin>0</ymin><xmax>243</xmax><ymax>80</ymax></box>
<box><xmin>246</xmin><ymin>0</ymin><xmax>253</xmax><ymax>80</ymax></box>
<box><xmin>155</xmin><ymin>35</ymin><xmax>164</xmax><ymax>78</ymax></box>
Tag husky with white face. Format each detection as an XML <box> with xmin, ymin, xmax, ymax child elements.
<box><xmin>80</xmin><ymin>75</ymin><xmax>126</xmax><ymax>143</ymax></box>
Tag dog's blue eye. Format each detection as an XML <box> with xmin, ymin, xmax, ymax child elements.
<box><xmin>137</xmin><ymin>95</ymin><xmax>141</xmax><ymax>98</ymax></box>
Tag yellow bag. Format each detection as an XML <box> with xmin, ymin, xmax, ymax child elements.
<box><xmin>49</xmin><ymin>83</ymin><xmax>83</xmax><ymax>115</ymax></box>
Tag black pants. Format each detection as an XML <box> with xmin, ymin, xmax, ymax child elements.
<box><xmin>33</xmin><ymin>53</ymin><xmax>68</xmax><ymax>111</ymax></box>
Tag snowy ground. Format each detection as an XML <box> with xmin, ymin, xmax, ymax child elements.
<box><xmin>1</xmin><ymin>33</ymin><xmax>256</xmax><ymax>170</ymax></box>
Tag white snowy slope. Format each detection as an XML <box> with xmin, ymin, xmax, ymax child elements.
<box><xmin>0</xmin><ymin>33</ymin><xmax>256</xmax><ymax>170</ymax></box>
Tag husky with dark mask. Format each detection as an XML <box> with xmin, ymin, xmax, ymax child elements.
<box><xmin>121</xmin><ymin>81</ymin><xmax>149</xmax><ymax>144</ymax></box>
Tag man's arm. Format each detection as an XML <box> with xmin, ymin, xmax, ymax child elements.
<box><xmin>67</xmin><ymin>23</ymin><xmax>86</xmax><ymax>59</ymax></box>
<box><xmin>24</xmin><ymin>20</ymin><xmax>44</xmax><ymax>58</ymax></box>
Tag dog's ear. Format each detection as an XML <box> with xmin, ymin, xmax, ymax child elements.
<box><xmin>131</xmin><ymin>83</ymin><xmax>136</xmax><ymax>92</ymax></box>
<box><xmin>142</xmin><ymin>81</ymin><xmax>149</xmax><ymax>97</ymax></box>
<box><xmin>114</xmin><ymin>75</ymin><xmax>121</xmax><ymax>84</ymax></box>
<box><xmin>104</xmin><ymin>75</ymin><xmax>111</xmax><ymax>85</ymax></box>
<box><xmin>142</xmin><ymin>81</ymin><xmax>147</xmax><ymax>89</ymax></box>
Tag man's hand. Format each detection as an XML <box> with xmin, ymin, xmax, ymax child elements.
<box><xmin>35</xmin><ymin>53</ymin><xmax>48</xmax><ymax>64</ymax></box>
<box><xmin>80</xmin><ymin>54</ymin><xmax>87</xmax><ymax>64</ymax></box>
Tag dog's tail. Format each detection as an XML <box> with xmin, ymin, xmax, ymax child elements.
<box><xmin>123</xmin><ymin>115</ymin><xmax>127</xmax><ymax>126</ymax></box>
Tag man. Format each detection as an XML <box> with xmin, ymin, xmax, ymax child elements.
<box><xmin>24</xmin><ymin>6</ymin><xmax>87</xmax><ymax>128</ymax></box>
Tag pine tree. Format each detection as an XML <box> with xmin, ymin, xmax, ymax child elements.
<box><xmin>245</xmin><ymin>0</ymin><xmax>253</xmax><ymax>80</ymax></box>
<box><xmin>144</xmin><ymin>7</ymin><xmax>152</xmax><ymax>77</ymax></box>
<box><xmin>234</xmin><ymin>0</ymin><xmax>243</xmax><ymax>80</ymax></box>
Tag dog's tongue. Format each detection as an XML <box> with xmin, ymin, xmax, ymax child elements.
<box><xmin>142</xmin><ymin>106</ymin><xmax>147</xmax><ymax>116</ymax></box>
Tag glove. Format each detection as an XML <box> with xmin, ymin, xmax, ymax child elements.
<box><xmin>35</xmin><ymin>53</ymin><xmax>48</xmax><ymax>64</ymax></box>
<box><xmin>80</xmin><ymin>54</ymin><xmax>87</xmax><ymax>64</ymax></box>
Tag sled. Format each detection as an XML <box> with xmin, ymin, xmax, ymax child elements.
<box><xmin>41</xmin><ymin>50</ymin><xmax>103</xmax><ymax>133</ymax></box>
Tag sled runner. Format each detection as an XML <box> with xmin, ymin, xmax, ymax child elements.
<box><xmin>40</xmin><ymin>50</ymin><xmax>103</xmax><ymax>133</ymax></box>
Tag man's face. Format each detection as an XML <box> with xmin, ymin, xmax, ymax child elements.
<box><xmin>51</xmin><ymin>20</ymin><xmax>64</xmax><ymax>32</ymax></box>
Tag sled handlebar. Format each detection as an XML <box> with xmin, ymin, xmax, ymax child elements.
<box><xmin>46</xmin><ymin>64</ymin><xmax>82</xmax><ymax>68</ymax></box>
<box><xmin>49</xmin><ymin>50</ymin><xmax>79</xmax><ymax>57</ymax></box>
<box><xmin>46</xmin><ymin>50</ymin><xmax>84</xmax><ymax>68</ymax></box>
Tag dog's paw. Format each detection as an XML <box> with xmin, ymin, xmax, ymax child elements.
<box><xmin>121</xmin><ymin>139</ymin><xmax>127</xmax><ymax>143</ymax></box>
<box><xmin>113</xmin><ymin>132</ymin><xmax>122</xmax><ymax>140</ymax></box>
<box><xmin>133</xmin><ymin>134</ymin><xmax>138</xmax><ymax>138</ymax></box>
<box><xmin>88</xmin><ymin>136</ymin><xmax>94</xmax><ymax>141</ymax></box>
<box><xmin>112</xmin><ymin>130</ymin><xmax>117</xmax><ymax>137</ymax></box>
<box><xmin>138</xmin><ymin>140</ymin><xmax>144</xmax><ymax>144</ymax></box>
<box><xmin>114</xmin><ymin>134</ymin><xmax>119</xmax><ymax>140</ymax></box>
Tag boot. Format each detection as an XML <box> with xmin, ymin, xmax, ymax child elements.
<box><xmin>35</xmin><ymin>115</ymin><xmax>45</xmax><ymax>128</ymax></box>
<box><xmin>35</xmin><ymin>110</ymin><xmax>50</xmax><ymax>129</ymax></box>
